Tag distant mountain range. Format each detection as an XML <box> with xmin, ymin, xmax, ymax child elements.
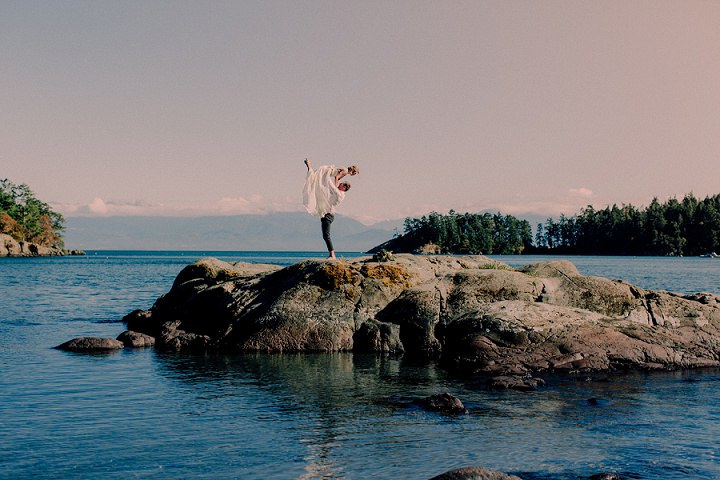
<box><xmin>64</xmin><ymin>211</ymin><xmax>548</xmax><ymax>252</ymax></box>
<box><xmin>64</xmin><ymin>213</ymin><xmax>403</xmax><ymax>252</ymax></box>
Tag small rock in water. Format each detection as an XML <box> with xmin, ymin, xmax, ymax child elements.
<box><xmin>55</xmin><ymin>337</ymin><xmax>124</xmax><ymax>352</ymax></box>
<box><xmin>428</xmin><ymin>466</ymin><xmax>523</xmax><ymax>480</ymax></box>
<box><xmin>586</xmin><ymin>397</ymin><xmax>613</xmax><ymax>407</ymax></box>
<box><xmin>117</xmin><ymin>330</ymin><xmax>155</xmax><ymax>348</ymax></box>
<box><xmin>415</xmin><ymin>392</ymin><xmax>468</xmax><ymax>415</ymax></box>
<box><xmin>589</xmin><ymin>474</ymin><xmax>621</xmax><ymax>480</ymax></box>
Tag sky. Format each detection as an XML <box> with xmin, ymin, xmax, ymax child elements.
<box><xmin>2</xmin><ymin>0</ymin><xmax>719</xmax><ymax>225</ymax></box>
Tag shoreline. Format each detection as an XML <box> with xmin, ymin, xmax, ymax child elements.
<box><xmin>0</xmin><ymin>233</ymin><xmax>84</xmax><ymax>257</ymax></box>
<box><xmin>0</xmin><ymin>249</ymin><xmax>86</xmax><ymax>258</ymax></box>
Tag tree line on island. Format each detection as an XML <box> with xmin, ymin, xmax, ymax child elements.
<box><xmin>0</xmin><ymin>178</ymin><xmax>65</xmax><ymax>248</ymax></box>
<box><xmin>371</xmin><ymin>192</ymin><xmax>720</xmax><ymax>257</ymax></box>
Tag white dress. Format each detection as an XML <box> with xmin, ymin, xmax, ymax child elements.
<box><xmin>303</xmin><ymin>165</ymin><xmax>345</xmax><ymax>217</ymax></box>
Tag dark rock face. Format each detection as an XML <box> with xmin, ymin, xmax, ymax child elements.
<box><xmin>113</xmin><ymin>254</ymin><xmax>720</xmax><ymax>375</ymax></box>
<box><xmin>353</xmin><ymin>320</ymin><xmax>403</xmax><ymax>353</ymax></box>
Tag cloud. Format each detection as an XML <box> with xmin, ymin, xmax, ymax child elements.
<box><xmin>216</xmin><ymin>196</ymin><xmax>253</xmax><ymax>213</ymax></box>
<box><xmin>485</xmin><ymin>201</ymin><xmax>578</xmax><ymax>218</ymax></box>
<box><xmin>52</xmin><ymin>188</ymin><xmax>605</xmax><ymax>224</ymax></box>
<box><xmin>53</xmin><ymin>195</ymin><xmax>302</xmax><ymax>217</ymax></box>
<box><xmin>568</xmin><ymin>187</ymin><xmax>594</xmax><ymax>198</ymax></box>
<box><xmin>55</xmin><ymin>198</ymin><xmax>162</xmax><ymax>216</ymax></box>
<box><xmin>87</xmin><ymin>198</ymin><xmax>109</xmax><ymax>214</ymax></box>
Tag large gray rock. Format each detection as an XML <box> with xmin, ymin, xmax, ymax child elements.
<box><xmin>117</xmin><ymin>255</ymin><xmax>720</xmax><ymax>374</ymax></box>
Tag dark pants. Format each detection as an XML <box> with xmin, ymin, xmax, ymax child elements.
<box><xmin>321</xmin><ymin>213</ymin><xmax>334</xmax><ymax>252</ymax></box>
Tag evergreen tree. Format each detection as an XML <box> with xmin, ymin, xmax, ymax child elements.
<box><xmin>535</xmin><ymin>222</ymin><xmax>546</xmax><ymax>249</ymax></box>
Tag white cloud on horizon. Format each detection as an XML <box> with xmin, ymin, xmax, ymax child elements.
<box><xmin>568</xmin><ymin>187</ymin><xmax>594</xmax><ymax>198</ymax></box>
<box><xmin>87</xmin><ymin>198</ymin><xmax>109</xmax><ymax>215</ymax></box>
<box><xmin>53</xmin><ymin>196</ymin><xmax>593</xmax><ymax>225</ymax></box>
<box><xmin>54</xmin><ymin>189</ymin><xmax>653</xmax><ymax>226</ymax></box>
<box><xmin>53</xmin><ymin>195</ymin><xmax>303</xmax><ymax>218</ymax></box>
<box><xmin>60</xmin><ymin>198</ymin><xmax>162</xmax><ymax>216</ymax></box>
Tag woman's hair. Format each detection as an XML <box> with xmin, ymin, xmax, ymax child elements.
<box><xmin>348</xmin><ymin>165</ymin><xmax>359</xmax><ymax>175</ymax></box>
<box><xmin>340</xmin><ymin>182</ymin><xmax>351</xmax><ymax>191</ymax></box>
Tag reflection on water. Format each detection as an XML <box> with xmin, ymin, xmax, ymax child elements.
<box><xmin>2</xmin><ymin>345</ymin><xmax>719</xmax><ymax>479</ymax></box>
<box><xmin>150</xmin><ymin>353</ymin><xmax>720</xmax><ymax>480</ymax></box>
<box><xmin>153</xmin><ymin>353</ymin><xmax>454</xmax><ymax>479</ymax></box>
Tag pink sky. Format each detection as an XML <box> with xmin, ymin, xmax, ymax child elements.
<box><xmin>2</xmin><ymin>1</ymin><xmax>719</xmax><ymax>224</ymax></box>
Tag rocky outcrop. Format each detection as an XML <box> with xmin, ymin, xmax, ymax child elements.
<box><xmin>114</xmin><ymin>255</ymin><xmax>720</xmax><ymax>374</ymax></box>
<box><xmin>0</xmin><ymin>233</ymin><xmax>83</xmax><ymax>257</ymax></box>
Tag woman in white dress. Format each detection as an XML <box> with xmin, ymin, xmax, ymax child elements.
<box><xmin>303</xmin><ymin>159</ymin><xmax>359</xmax><ymax>259</ymax></box>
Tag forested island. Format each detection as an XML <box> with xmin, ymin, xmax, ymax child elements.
<box><xmin>370</xmin><ymin>193</ymin><xmax>720</xmax><ymax>257</ymax></box>
<box><xmin>0</xmin><ymin>178</ymin><xmax>78</xmax><ymax>256</ymax></box>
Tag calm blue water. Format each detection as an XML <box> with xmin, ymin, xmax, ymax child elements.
<box><xmin>1</xmin><ymin>252</ymin><xmax>719</xmax><ymax>479</ymax></box>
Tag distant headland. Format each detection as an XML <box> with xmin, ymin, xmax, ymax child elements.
<box><xmin>0</xmin><ymin>233</ymin><xmax>84</xmax><ymax>257</ymax></box>
<box><xmin>369</xmin><ymin>192</ymin><xmax>720</xmax><ymax>257</ymax></box>
<box><xmin>1</xmin><ymin>179</ymin><xmax>83</xmax><ymax>257</ymax></box>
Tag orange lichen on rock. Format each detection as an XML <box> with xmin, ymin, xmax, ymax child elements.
<box><xmin>360</xmin><ymin>263</ymin><xmax>412</xmax><ymax>288</ymax></box>
<box><xmin>319</xmin><ymin>262</ymin><xmax>362</xmax><ymax>290</ymax></box>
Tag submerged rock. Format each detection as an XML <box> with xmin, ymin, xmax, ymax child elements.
<box><xmin>97</xmin><ymin>254</ymin><xmax>720</xmax><ymax>374</ymax></box>
<box><xmin>488</xmin><ymin>375</ymin><xmax>545</xmax><ymax>392</ymax></box>
<box><xmin>415</xmin><ymin>392</ymin><xmax>468</xmax><ymax>415</ymax></box>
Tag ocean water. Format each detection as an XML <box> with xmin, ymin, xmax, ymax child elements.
<box><xmin>1</xmin><ymin>251</ymin><xmax>719</xmax><ymax>479</ymax></box>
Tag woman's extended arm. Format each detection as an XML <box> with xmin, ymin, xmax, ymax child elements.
<box><xmin>334</xmin><ymin>168</ymin><xmax>348</xmax><ymax>187</ymax></box>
